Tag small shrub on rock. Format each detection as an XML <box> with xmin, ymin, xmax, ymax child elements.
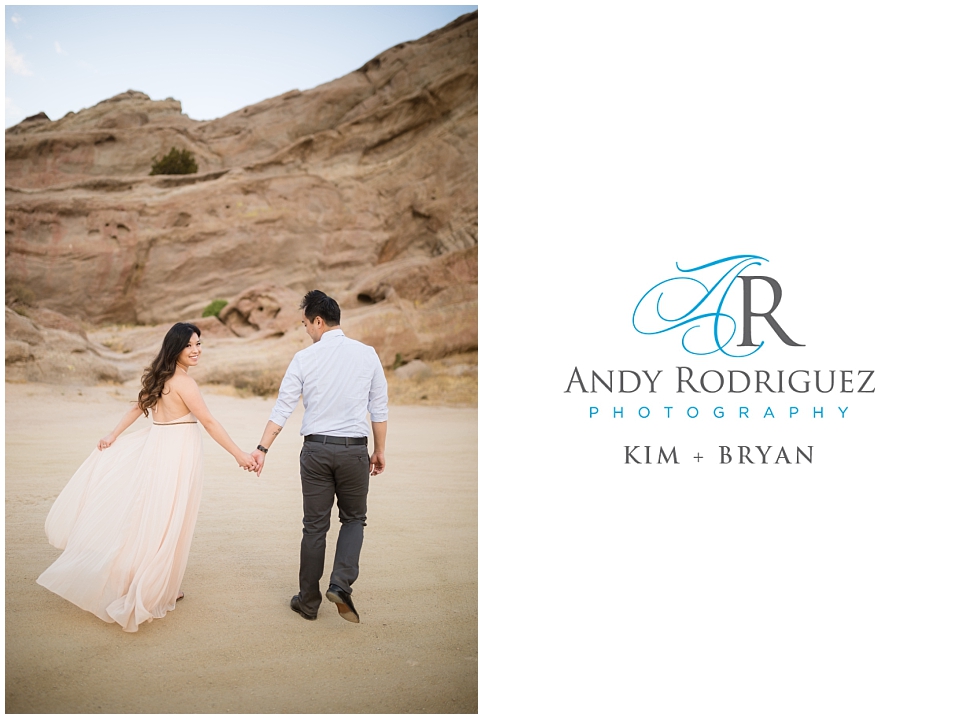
<box><xmin>202</xmin><ymin>299</ymin><xmax>228</xmax><ymax>318</ymax></box>
<box><xmin>150</xmin><ymin>147</ymin><xmax>198</xmax><ymax>175</ymax></box>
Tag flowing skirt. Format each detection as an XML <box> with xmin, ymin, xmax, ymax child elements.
<box><xmin>37</xmin><ymin>414</ymin><xmax>204</xmax><ymax>632</ymax></box>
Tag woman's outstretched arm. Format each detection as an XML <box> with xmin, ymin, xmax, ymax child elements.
<box><xmin>175</xmin><ymin>376</ymin><xmax>256</xmax><ymax>470</ymax></box>
<box><xmin>98</xmin><ymin>404</ymin><xmax>145</xmax><ymax>450</ymax></box>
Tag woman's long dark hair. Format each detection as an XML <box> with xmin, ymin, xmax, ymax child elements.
<box><xmin>138</xmin><ymin>322</ymin><xmax>201</xmax><ymax>416</ymax></box>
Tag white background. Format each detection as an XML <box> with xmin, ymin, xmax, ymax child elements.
<box><xmin>482</xmin><ymin>2</ymin><xmax>959</xmax><ymax>715</ymax></box>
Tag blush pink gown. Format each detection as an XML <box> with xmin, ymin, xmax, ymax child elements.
<box><xmin>37</xmin><ymin>412</ymin><xmax>203</xmax><ymax>632</ymax></box>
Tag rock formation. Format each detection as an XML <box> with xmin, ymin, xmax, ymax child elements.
<box><xmin>6</xmin><ymin>11</ymin><xmax>477</xmax><ymax>385</ymax></box>
<box><xmin>5</xmin><ymin>306</ymin><xmax>120</xmax><ymax>384</ymax></box>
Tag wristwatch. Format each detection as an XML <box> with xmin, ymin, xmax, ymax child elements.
<box><xmin>257</xmin><ymin>445</ymin><xmax>269</xmax><ymax>454</ymax></box>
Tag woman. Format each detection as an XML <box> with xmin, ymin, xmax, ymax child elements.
<box><xmin>37</xmin><ymin>322</ymin><xmax>256</xmax><ymax>632</ymax></box>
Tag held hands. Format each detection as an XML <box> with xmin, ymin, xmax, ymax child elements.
<box><xmin>236</xmin><ymin>452</ymin><xmax>258</xmax><ymax>472</ymax></box>
<box><xmin>250</xmin><ymin>448</ymin><xmax>266</xmax><ymax>477</ymax></box>
<box><xmin>97</xmin><ymin>434</ymin><xmax>117</xmax><ymax>451</ymax></box>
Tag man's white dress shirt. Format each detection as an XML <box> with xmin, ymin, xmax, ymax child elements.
<box><xmin>268</xmin><ymin>329</ymin><xmax>388</xmax><ymax>437</ymax></box>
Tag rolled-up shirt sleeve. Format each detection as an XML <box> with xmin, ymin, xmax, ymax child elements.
<box><xmin>367</xmin><ymin>351</ymin><xmax>389</xmax><ymax>423</ymax></box>
<box><xmin>269</xmin><ymin>354</ymin><xmax>304</xmax><ymax>427</ymax></box>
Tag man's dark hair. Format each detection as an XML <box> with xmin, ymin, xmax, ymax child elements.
<box><xmin>301</xmin><ymin>290</ymin><xmax>340</xmax><ymax>326</ymax></box>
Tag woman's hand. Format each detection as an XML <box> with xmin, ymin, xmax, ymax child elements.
<box><xmin>97</xmin><ymin>434</ymin><xmax>117</xmax><ymax>451</ymax></box>
<box><xmin>236</xmin><ymin>452</ymin><xmax>256</xmax><ymax>471</ymax></box>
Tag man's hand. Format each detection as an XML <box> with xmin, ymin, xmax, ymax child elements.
<box><xmin>370</xmin><ymin>421</ymin><xmax>386</xmax><ymax>476</ymax></box>
<box><xmin>369</xmin><ymin>450</ymin><xmax>385</xmax><ymax>476</ymax></box>
<box><xmin>252</xmin><ymin>422</ymin><xmax>283</xmax><ymax>478</ymax></box>
<box><xmin>251</xmin><ymin>448</ymin><xmax>266</xmax><ymax>477</ymax></box>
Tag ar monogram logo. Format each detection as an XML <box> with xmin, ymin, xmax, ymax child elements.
<box><xmin>631</xmin><ymin>254</ymin><xmax>803</xmax><ymax>358</ymax></box>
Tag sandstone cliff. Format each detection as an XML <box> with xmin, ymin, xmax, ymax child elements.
<box><xmin>6</xmin><ymin>11</ymin><xmax>477</xmax><ymax>392</ymax></box>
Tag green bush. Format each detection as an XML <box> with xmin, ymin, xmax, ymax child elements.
<box><xmin>150</xmin><ymin>147</ymin><xmax>198</xmax><ymax>175</ymax></box>
<box><xmin>202</xmin><ymin>299</ymin><xmax>228</xmax><ymax>318</ymax></box>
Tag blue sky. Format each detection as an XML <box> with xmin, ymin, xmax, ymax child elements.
<box><xmin>4</xmin><ymin>5</ymin><xmax>476</xmax><ymax>127</ymax></box>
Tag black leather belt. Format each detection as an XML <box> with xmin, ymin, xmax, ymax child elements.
<box><xmin>304</xmin><ymin>434</ymin><xmax>367</xmax><ymax>446</ymax></box>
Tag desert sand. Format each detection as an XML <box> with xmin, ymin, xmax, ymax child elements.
<box><xmin>5</xmin><ymin>381</ymin><xmax>477</xmax><ymax>713</ymax></box>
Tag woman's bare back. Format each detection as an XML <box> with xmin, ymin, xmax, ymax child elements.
<box><xmin>152</xmin><ymin>372</ymin><xmax>194</xmax><ymax>423</ymax></box>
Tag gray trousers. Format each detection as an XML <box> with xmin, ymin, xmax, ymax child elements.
<box><xmin>298</xmin><ymin>440</ymin><xmax>370</xmax><ymax>615</ymax></box>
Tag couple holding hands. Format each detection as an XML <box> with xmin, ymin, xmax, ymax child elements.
<box><xmin>37</xmin><ymin>290</ymin><xmax>388</xmax><ymax>632</ymax></box>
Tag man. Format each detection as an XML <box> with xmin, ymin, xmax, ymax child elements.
<box><xmin>251</xmin><ymin>290</ymin><xmax>387</xmax><ymax>623</ymax></box>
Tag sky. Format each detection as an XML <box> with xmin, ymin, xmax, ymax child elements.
<box><xmin>4</xmin><ymin>5</ymin><xmax>477</xmax><ymax>128</ymax></box>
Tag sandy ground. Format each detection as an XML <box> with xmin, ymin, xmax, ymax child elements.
<box><xmin>5</xmin><ymin>382</ymin><xmax>477</xmax><ymax>713</ymax></box>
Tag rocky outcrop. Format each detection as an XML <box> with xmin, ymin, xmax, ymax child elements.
<box><xmin>5</xmin><ymin>11</ymin><xmax>477</xmax><ymax>376</ymax></box>
<box><xmin>348</xmin><ymin>244</ymin><xmax>477</xmax><ymax>306</ymax></box>
<box><xmin>218</xmin><ymin>284</ymin><xmax>304</xmax><ymax>339</ymax></box>
<box><xmin>5</xmin><ymin>307</ymin><xmax>121</xmax><ymax>384</ymax></box>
